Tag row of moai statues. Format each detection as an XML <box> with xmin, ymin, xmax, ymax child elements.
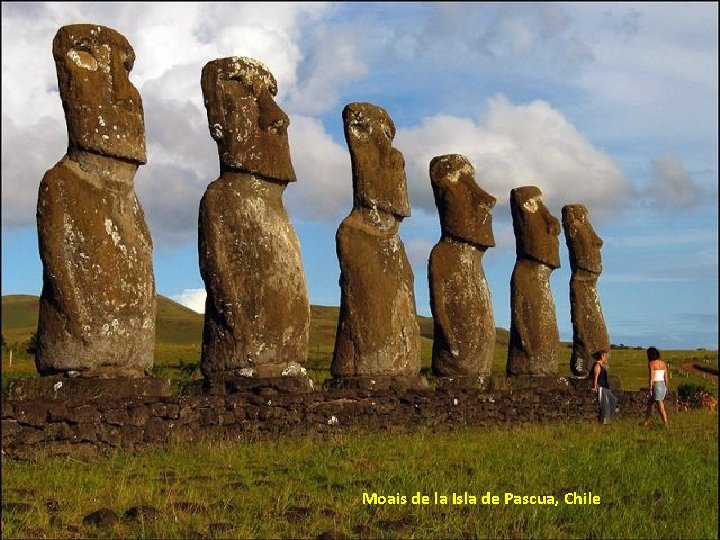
<box><xmin>35</xmin><ymin>24</ymin><xmax>609</xmax><ymax>388</ymax></box>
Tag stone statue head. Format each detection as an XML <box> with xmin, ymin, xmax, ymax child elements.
<box><xmin>343</xmin><ymin>102</ymin><xmax>410</xmax><ymax>219</ymax></box>
<box><xmin>510</xmin><ymin>186</ymin><xmax>561</xmax><ymax>269</ymax></box>
<box><xmin>562</xmin><ymin>204</ymin><xmax>603</xmax><ymax>274</ymax></box>
<box><xmin>430</xmin><ymin>154</ymin><xmax>496</xmax><ymax>248</ymax></box>
<box><xmin>53</xmin><ymin>24</ymin><xmax>146</xmax><ymax>164</ymax></box>
<box><xmin>201</xmin><ymin>57</ymin><xmax>296</xmax><ymax>182</ymax></box>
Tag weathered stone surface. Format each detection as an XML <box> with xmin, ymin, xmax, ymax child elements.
<box><xmin>2</xmin><ymin>400</ymin><xmax>13</xmax><ymax>419</ymax></box>
<box><xmin>432</xmin><ymin>376</ymin><xmax>494</xmax><ymax>391</ymax></box>
<box><xmin>14</xmin><ymin>401</ymin><xmax>49</xmax><ymax>427</ymax></box>
<box><xmin>331</xmin><ymin>103</ymin><xmax>421</xmax><ymax>379</ymax></box>
<box><xmin>66</xmin><ymin>405</ymin><xmax>101</xmax><ymax>424</ymax></box>
<box><xmin>2</xmin><ymin>420</ymin><xmax>22</xmax><ymax>438</ymax></box>
<box><xmin>52</xmin><ymin>25</ymin><xmax>146</xmax><ymax>162</ymax></box>
<box><xmin>44</xmin><ymin>422</ymin><xmax>75</xmax><ymax>442</ymax></box>
<box><xmin>199</xmin><ymin>57</ymin><xmax>309</xmax><ymax>378</ymax></box>
<box><xmin>428</xmin><ymin>155</ymin><xmax>496</xmax><ymax>377</ymax></box>
<box><xmin>202</xmin><ymin>372</ymin><xmax>314</xmax><ymax>395</ymax></box>
<box><xmin>562</xmin><ymin>205</ymin><xmax>610</xmax><ymax>377</ymax></box>
<box><xmin>124</xmin><ymin>505</ymin><xmax>160</xmax><ymax>522</ymax></box>
<box><xmin>7</xmin><ymin>377</ymin><xmax>170</xmax><ymax>402</ymax></box>
<box><xmin>324</xmin><ymin>375</ymin><xmax>429</xmax><ymax>392</ymax></box>
<box><xmin>36</xmin><ymin>24</ymin><xmax>154</xmax><ymax>376</ymax></box>
<box><xmin>17</xmin><ymin>427</ymin><xmax>46</xmax><ymax>445</ymax></box>
<box><xmin>72</xmin><ymin>422</ymin><xmax>99</xmax><ymax>442</ymax></box>
<box><xmin>82</xmin><ymin>508</ymin><xmax>119</xmax><ymax>528</ymax></box>
<box><xmin>506</xmin><ymin>186</ymin><xmax>561</xmax><ymax>376</ymax></box>
<box><xmin>144</xmin><ymin>417</ymin><xmax>169</xmax><ymax>442</ymax></box>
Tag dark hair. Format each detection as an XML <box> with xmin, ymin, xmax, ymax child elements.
<box><xmin>647</xmin><ymin>346</ymin><xmax>661</xmax><ymax>360</ymax></box>
<box><xmin>592</xmin><ymin>350</ymin><xmax>608</xmax><ymax>361</ymax></box>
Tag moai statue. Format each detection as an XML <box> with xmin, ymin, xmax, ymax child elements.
<box><xmin>506</xmin><ymin>186</ymin><xmax>561</xmax><ymax>377</ymax></box>
<box><xmin>199</xmin><ymin>57</ymin><xmax>310</xmax><ymax>381</ymax></box>
<box><xmin>330</xmin><ymin>102</ymin><xmax>422</xmax><ymax>386</ymax></box>
<box><xmin>562</xmin><ymin>205</ymin><xmax>610</xmax><ymax>377</ymax></box>
<box><xmin>36</xmin><ymin>24</ymin><xmax>155</xmax><ymax>377</ymax></box>
<box><xmin>428</xmin><ymin>155</ymin><xmax>496</xmax><ymax>379</ymax></box>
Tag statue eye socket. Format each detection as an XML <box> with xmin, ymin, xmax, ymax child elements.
<box><xmin>67</xmin><ymin>48</ymin><xmax>98</xmax><ymax>71</ymax></box>
<box><xmin>226</xmin><ymin>75</ymin><xmax>261</xmax><ymax>97</ymax></box>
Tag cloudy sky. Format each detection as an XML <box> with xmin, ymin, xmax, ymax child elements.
<box><xmin>2</xmin><ymin>2</ymin><xmax>717</xmax><ymax>350</ymax></box>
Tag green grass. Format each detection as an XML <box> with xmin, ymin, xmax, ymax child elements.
<box><xmin>2</xmin><ymin>410</ymin><xmax>716</xmax><ymax>539</ymax></box>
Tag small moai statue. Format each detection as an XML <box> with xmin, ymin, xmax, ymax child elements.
<box><xmin>36</xmin><ymin>24</ymin><xmax>155</xmax><ymax>377</ymax></box>
<box><xmin>198</xmin><ymin>57</ymin><xmax>310</xmax><ymax>381</ymax></box>
<box><xmin>506</xmin><ymin>186</ymin><xmax>561</xmax><ymax>377</ymax></box>
<box><xmin>330</xmin><ymin>102</ymin><xmax>422</xmax><ymax>387</ymax></box>
<box><xmin>562</xmin><ymin>205</ymin><xmax>610</xmax><ymax>377</ymax></box>
<box><xmin>428</xmin><ymin>155</ymin><xmax>497</xmax><ymax>379</ymax></box>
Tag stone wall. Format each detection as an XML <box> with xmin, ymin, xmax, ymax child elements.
<box><xmin>2</xmin><ymin>380</ymin><xmax>658</xmax><ymax>458</ymax></box>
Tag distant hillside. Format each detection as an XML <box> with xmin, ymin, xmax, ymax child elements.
<box><xmin>1</xmin><ymin>294</ymin><xmax>206</xmax><ymax>348</ymax></box>
<box><xmin>154</xmin><ymin>295</ymin><xmax>204</xmax><ymax>345</ymax></box>
<box><xmin>2</xmin><ymin>294</ymin><xmax>510</xmax><ymax>349</ymax></box>
<box><xmin>1</xmin><ymin>295</ymin><xmax>41</xmax><ymax>347</ymax></box>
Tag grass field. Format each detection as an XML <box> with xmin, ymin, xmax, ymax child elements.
<box><xmin>1</xmin><ymin>410</ymin><xmax>716</xmax><ymax>539</ymax></box>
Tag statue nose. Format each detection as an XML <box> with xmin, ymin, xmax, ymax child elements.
<box><xmin>258</xmin><ymin>89</ymin><xmax>288</xmax><ymax>133</ymax></box>
<box><xmin>111</xmin><ymin>52</ymin><xmax>137</xmax><ymax>102</ymax></box>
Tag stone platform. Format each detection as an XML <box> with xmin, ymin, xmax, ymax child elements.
<box><xmin>2</xmin><ymin>377</ymin><xmax>658</xmax><ymax>459</ymax></box>
<box><xmin>7</xmin><ymin>376</ymin><xmax>171</xmax><ymax>403</ymax></box>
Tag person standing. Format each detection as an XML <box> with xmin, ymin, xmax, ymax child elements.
<box><xmin>643</xmin><ymin>347</ymin><xmax>669</xmax><ymax>427</ymax></box>
<box><xmin>591</xmin><ymin>350</ymin><xmax>616</xmax><ymax>424</ymax></box>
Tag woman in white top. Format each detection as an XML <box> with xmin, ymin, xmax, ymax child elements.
<box><xmin>643</xmin><ymin>346</ymin><xmax>669</xmax><ymax>426</ymax></box>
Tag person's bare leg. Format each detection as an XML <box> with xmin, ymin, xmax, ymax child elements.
<box><xmin>657</xmin><ymin>401</ymin><xmax>668</xmax><ymax>426</ymax></box>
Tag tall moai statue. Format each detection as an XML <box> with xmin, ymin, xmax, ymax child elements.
<box><xmin>506</xmin><ymin>186</ymin><xmax>561</xmax><ymax>377</ymax></box>
<box><xmin>330</xmin><ymin>102</ymin><xmax>422</xmax><ymax>385</ymax></box>
<box><xmin>428</xmin><ymin>155</ymin><xmax>497</xmax><ymax>378</ymax></box>
<box><xmin>562</xmin><ymin>205</ymin><xmax>610</xmax><ymax>377</ymax></box>
<box><xmin>199</xmin><ymin>57</ymin><xmax>310</xmax><ymax>379</ymax></box>
<box><xmin>36</xmin><ymin>24</ymin><xmax>155</xmax><ymax>377</ymax></box>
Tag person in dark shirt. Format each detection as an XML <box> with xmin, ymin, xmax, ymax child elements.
<box><xmin>591</xmin><ymin>350</ymin><xmax>616</xmax><ymax>424</ymax></box>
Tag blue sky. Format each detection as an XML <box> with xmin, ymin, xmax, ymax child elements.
<box><xmin>2</xmin><ymin>2</ymin><xmax>717</xmax><ymax>350</ymax></box>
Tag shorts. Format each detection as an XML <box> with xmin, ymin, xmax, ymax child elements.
<box><xmin>652</xmin><ymin>381</ymin><xmax>667</xmax><ymax>401</ymax></box>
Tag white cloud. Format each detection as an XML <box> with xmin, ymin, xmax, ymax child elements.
<box><xmin>646</xmin><ymin>156</ymin><xmax>705</xmax><ymax>209</ymax></box>
<box><xmin>1</xmin><ymin>115</ymin><xmax>66</xmax><ymax>227</ymax></box>
<box><xmin>171</xmin><ymin>288</ymin><xmax>206</xmax><ymax>314</ymax></box>
<box><xmin>135</xmin><ymin>162</ymin><xmax>205</xmax><ymax>249</ymax></box>
<box><xmin>405</xmin><ymin>238</ymin><xmax>434</xmax><ymax>270</ymax></box>
<box><xmin>284</xmin><ymin>115</ymin><xmax>352</xmax><ymax>222</ymax></box>
<box><xmin>384</xmin><ymin>3</ymin><xmax>594</xmax><ymax>77</ymax></box>
<box><xmin>566</xmin><ymin>3</ymin><xmax>718</xmax><ymax>148</ymax></box>
<box><xmin>287</xmin><ymin>24</ymin><xmax>369</xmax><ymax>116</ymax></box>
<box><xmin>396</xmin><ymin>94</ymin><xmax>632</xmax><ymax>219</ymax></box>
